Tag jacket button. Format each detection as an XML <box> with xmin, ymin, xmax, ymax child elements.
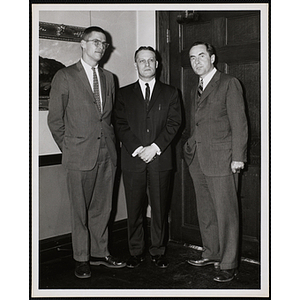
<box><xmin>97</xmin><ymin>137</ymin><xmax>100</xmax><ymax>139</ymax></box>
<box><xmin>147</xmin><ymin>129</ymin><xmax>149</xmax><ymax>133</ymax></box>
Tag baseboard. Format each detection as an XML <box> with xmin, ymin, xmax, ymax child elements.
<box><xmin>39</xmin><ymin>219</ymin><xmax>128</xmax><ymax>263</ymax></box>
<box><xmin>39</xmin><ymin>154</ymin><xmax>62</xmax><ymax>167</ymax></box>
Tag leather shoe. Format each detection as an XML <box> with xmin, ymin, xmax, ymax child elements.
<box><xmin>75</xmin><ymin>261</ymin><xmax>91</xmax><ymax>279</ymax></box>
<box><xmin>90</xmin><ymin>255</ymin><xmax>126</xmax><ymax>268</ymax></box>
<box><xmin>151</xmin><ymin>255</ymin><xmax>169</xmax><ymax>268</ymax></box>
<box><xmin>187</xmin><ymin>258</ymin><xmax>220</xmax><ymax>268</ymax></box>
<box><xmin>126</xmin><ymin>255</ymin><xmax>145</xmax><ymax>268</ymax></box>
<box><xmin>213</xmin><ymin>268</ymin><xmax>238</xmax><ymax>283</ymax></box>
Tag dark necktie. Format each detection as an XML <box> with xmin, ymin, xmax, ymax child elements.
<box><xmin>92</xmin><ymin>67</ymin><xmax>102</xmax><ymax>112</ymax></box>
<box><xmin>145</xmin><ymin>83</ymin><xmax>150</xmax><ymax>107</ymax></box>
<box><xmin>197</xmin><ymin>77</ymin><xmax>203</xmax><ymax>98</ymax></box>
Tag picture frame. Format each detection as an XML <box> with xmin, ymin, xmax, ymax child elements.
<box><xmin>39</xmin><ymin>22</ymin><xmax>85</xmax><ymax>110</ymax></box>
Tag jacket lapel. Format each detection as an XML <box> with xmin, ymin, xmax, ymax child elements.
<box><xmin>98</xmin><ymin>67</ymin><xmax>106</xmax><ymax>112</ymax></box>
<box><xmin>76</xmin><ymin>61</ymin><xmax>103</xmax><ymax>116</ymax></box>
<box><xmin>133</xmin><ymin>81</ymin><xmax>145</xmax><ymax>104</ymax></box>
<box><xmin>197</xmin><ymin>70</ymin><xmax>221</xmax><ymax>106</ymax></box>
<box><xmin>147</xmin><ymin>81</ymin><xmax>161</xmax><ymax>112</ymax></box>
<box><xmin>76</xmin><ymin>61</ymin><xmax>94</xmax><ymax>99</ymax></box>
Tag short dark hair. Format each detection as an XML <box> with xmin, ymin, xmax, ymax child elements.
<box><xmin>134</xmin><ymin>46</ymin><xmax>156</xmax><ymax>61</ymax></box>
<box><xmin>82</xmin><ymin>26</ymin><xmax>106</xmax><ymax>41</ymax></box>
<box><xmin>190</xmin><ymin>42</ymin><xmax>215</xmax><ymax>57</ymax></box>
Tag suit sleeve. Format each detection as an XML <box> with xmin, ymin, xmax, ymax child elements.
<box><xmin>47</xmin><ymin>69</ymin><xmax>69</xmax><ymax>151</ymax></box>
<box><xmin>226</xmin><ymin>77</ymin><xmax>248</xmax><ymax>162</ymax></box>
<box><xmin>114</xmin><ymin>90</ymin><xmax>143</xmax><ymax>155</ymax></box>
<box><xmin>154</xmin><ymin>87</ymin><xmax>182</xmax><ymax>153</ymax></box>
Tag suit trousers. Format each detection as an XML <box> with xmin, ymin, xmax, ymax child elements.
<box><xmin>122</xmin><ymin>167</ymin><xmax>171</xmax><ymax>256</ymax></box>
<box><xmin>188</xmin><ymin>152</ymin><xmax>239</xmax><ymax>270</ymax></box>
<box><xmin>66</xmin><ymin>138</ymin><xmax>116</xmax><ymax>262</ymax></box>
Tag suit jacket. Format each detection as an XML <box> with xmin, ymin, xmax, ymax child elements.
<box><xmin>114</xmin><ymin>80</ymin><xmax>181</xmax><ymax>172</ymax></box>
<box><xmin>48</xmin><ymin>60</ymin><xmax>117</xmax><ymax>171</ymax></box>
<box><xmin>183</xmin><ymin>70</ymin><xmax>248</xmax><ymax>176</ymax></box>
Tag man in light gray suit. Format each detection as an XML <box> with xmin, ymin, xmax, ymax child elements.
<box><xmin>183</xmin><ymin>42</ymin><xmax>248</xmax><ymax>283</ymax></box>
<box><xmin>48</xmin><ymin>26</ymin><xmax>125</xmax><ymax>279</ymax></box>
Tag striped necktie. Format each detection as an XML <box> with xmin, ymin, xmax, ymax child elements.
<box><xmin>92</xmin><ymin>67</ymin><xmax>102</xmax><ymax>112</ymax></box>
<box><xmin>197</xmin><ymin>77</ymin><xmax>203</xmax><ymax>98</ymax></box>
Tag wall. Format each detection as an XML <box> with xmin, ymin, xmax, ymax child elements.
<box><xmin>38</xmin><ymin>9</ymin><xmax>155</xmax><ymax>240</ymax></box>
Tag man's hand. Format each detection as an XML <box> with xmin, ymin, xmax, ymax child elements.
<box><xmin>138</xmin><ymin>144</ymin><xmax>158</xmax><ymax>163</ymax></box>
<box><xmin>231</xmin><ymin>161</ymin><xmax>244</xmax><ymax>173</ymax></box>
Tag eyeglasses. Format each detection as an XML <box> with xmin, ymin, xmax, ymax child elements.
<box><xmin>85</xmin><ymin>39</ymin><xmax>110</xmax><ymax>49</ymax></box>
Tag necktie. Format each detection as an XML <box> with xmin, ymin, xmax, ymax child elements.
<box><xmin>92</xmin><ymin>67</ymin><xmax>102</xmax><ymax>112</ymax></box>
<box><xmin>145</xmin><ymin>83</ymin><xmax>150</xmax><ymax>107</ymax></box>
<box><xmin>197</xmin><ymin>77</ymin><xmax>203</xmax><ymax>98</ymax></box>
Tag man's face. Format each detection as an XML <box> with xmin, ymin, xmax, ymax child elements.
<box><xmin>189</xmin><ymin>44</ymin><xmax>215</xmax><ymax>78</ymax></box>
<box><xmin>134</xmin><ymin>50</ymin><xmax>158</xmax><ymax>81</ymax></box>
<box><xmin>81</xmin><ymin>31</ymin><xmax>107</xmax><ymax>65</ymax></box>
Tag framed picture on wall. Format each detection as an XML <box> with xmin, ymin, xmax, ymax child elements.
<box><xmin>39</xmin><ymin>22</ymin><xmax>84</xmax><ymax>110</ymax></box>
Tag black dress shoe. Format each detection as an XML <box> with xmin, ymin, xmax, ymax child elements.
<box><xmin>187</xmin><ymin>258</ymin><xmax>220</xmax><ymax>268</ymax></box>
<box><xmin>213</xmin><ymin>268</ymin><xmax>238</xmax><ymax>283</ymax></box>
<box><xmin>75</xmin><ymin>261</ymin><xmax>91</xmax><ymax>279</ymax></box>
<box><xmin>126</xmin><ymin>255</ymin><xmax>145</xmax><ymax>268</ymax></box>
<box><xmin>90</xmin><ymin>255</ymin><xmax>126</xmax><ymax>268</ymax></box>
<box><xmin>151</xmin><ymin>255</ymin><xmax>169</xmax><ymax>268</ymax></box>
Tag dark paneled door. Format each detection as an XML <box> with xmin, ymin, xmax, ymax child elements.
<box><xmin>157</xmin><ymin>11</ymin><xmax>261</xmax><ymax>259</ymax></box>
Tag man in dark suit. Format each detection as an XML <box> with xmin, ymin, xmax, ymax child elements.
<box><xmin>183</xmin><ymin>42</ymin><xmax>248</xmax><ymax>282</ymax></box>
<box><xmin>48</xmin><ymin>26</ymin><xmax>125</xmax><ymax>279</ymax></box>
<box><xmin>114</xmin><ymin>46</ymin><xmax>181</xmax><ymax>269</ymax></box>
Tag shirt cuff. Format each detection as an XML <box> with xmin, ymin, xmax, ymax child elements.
<box><xmin>132</xmin><ymin>146</ymin><xmax>143</xmax><ymax>157</ymax></box>
<box><xmin>151</xmin><ymin>143</ymin><xmax>161</xmax><ymax>155</ymax></box>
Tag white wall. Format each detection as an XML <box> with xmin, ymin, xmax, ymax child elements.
<box><xmin>37</xmin><ymin>9</ymin><xmax>155</xmax><ymax>239</ymax></box>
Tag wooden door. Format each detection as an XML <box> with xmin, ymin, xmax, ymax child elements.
<box><xmin>157</xmin><ymin>11</ymin><xmax>261</xmax><ymax>259</ymax></box>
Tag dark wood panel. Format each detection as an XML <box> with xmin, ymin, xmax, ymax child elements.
<box><xmin>156</xmin><ymin>11</ymin><xmax>170</xmax><ymax>84</ymax></box>
<box><xmin>217</xmin><ymin>43</ymin><xmax>260</xmax><ymax>63</ymax></box>
<box><xmin>183</xmin><ymin>163</ymin><xmax>198</xmax><ymax>227</ymax></box>
<box><xmin>182</xmin><ymin>21</ymin><xmax>212</xmax><ymax>49</ymax></box>
<box><xmin>229</xmin><ymin>63</ymin><xmax>260</xmax><ymax>131</ymax></box>
<box><xmin>181</xmin><ymin>67</ymin><xmax>197</xmax><ymax>143</ymax></box>
<box><xmin>181</xmin><ymin>226</ymin><xmax>202</xmax><ymax>246</ymax></box>
<box><xmin>239</xmin><ymin>165</ymin><xmax>261</xmax><ymax>239</ymax></box>
<box><xmin>227</xmin><ymin>14</ymin><xmax>260</xmax><ymax>45</ymax></box>
<box><xmin>212</xmin><ymin>17</ymin><xmax>226</xmax><ymax>47</ymax></box>
<box><xmin>228</xmin><ymin>62</ymin><xmax>261</xmax><ymax>165</ymax></box>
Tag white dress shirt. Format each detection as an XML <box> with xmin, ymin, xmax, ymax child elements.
<box><xmin>138</xmin><ymin>78</ymin><xmax>156</xmax><ymax>99</ymax></box>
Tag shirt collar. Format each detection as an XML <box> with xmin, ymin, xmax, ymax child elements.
<box><xmin>81</xmin><ymin>58</ymin><xmax>98</xmax><ymax>71</ymax></box>
<box><xmin>201</xmin><ymin>67</ymin><xmax>217</xmax><ymax>89</ymax></box>
<box><xmin>138</xmin><ymin>78</ymin><xmax>156</xmax><ymax>91</ymax></box>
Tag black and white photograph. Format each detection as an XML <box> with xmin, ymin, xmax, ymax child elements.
<box><xmin>30</xmin><ymin>1</ymin><xmax>271</xmax><ymax>298</ymax></box>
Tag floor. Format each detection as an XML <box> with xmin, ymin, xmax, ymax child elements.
<box><xmin>39</xmin><ymin>238</ymin><xmax>261</xmax><ymax>293</ymax></box>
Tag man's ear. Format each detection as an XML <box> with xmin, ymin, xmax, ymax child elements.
<box><xmin>134</xmin><ymin>63</ymin><xmax>137</xmax><ymax>70</ymax></box>
<box><xmin>80</xmin><ymin>40</ymin><xmax>86</xmax><ymax>49</ymax></box>
<box><xmin>211</xmin><ymin>54</ymin><xmax>215</xmax><ymax>64</ymax></box>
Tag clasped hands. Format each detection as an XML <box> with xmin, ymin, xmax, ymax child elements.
<box><xmin>231</xmin><ymin>161</ymin><xmax>245</xmax><ymax>173</ymax></box>
<box><xmin>138</xmin><ymin>144</ymin><xmax>158</xmax><ymax>164</ymax></box>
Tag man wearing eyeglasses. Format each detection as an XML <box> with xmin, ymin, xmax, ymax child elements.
<box><xmin>48</xmin><ymin>26</ymin><xmax>126</xmax><ymax>279</ymax></box>
<box><xmin>114</xmin><ymin>46</ymin><xmax>182</xmax><ymax>269</ymax></box>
